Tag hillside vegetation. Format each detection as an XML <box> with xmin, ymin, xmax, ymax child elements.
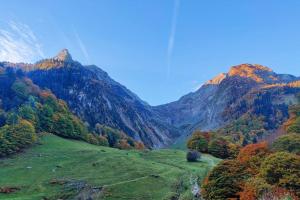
<box><xmin>187</xmin><ymin>99</ymin><xmax>300</xmax><ymax>200</ymax></box>
<box><xmin>0</xmin><ymin>134</ymin><xmax>220</xmax><ymax>200</ymax></box>
<box><xmin>0</xmin><ymin>68</ymin><xmax>144</xmax><ymax>157</ymax></box>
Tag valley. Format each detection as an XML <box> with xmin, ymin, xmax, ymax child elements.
<box><xmin>0</xmin><ymin>51</ymin><xmax>299</xmax><ymax>200</ymax></box>
<box><xmin>1</xmin><ymin>2</ymin><xmax>300</xmax><ymax>199</ymax></box>
<box><xmin>0</xmin><ymin>134</ymin><xmax>220</xmax><ymax>200</ymax></box>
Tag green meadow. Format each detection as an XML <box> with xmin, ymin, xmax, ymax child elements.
<box><xmin>0</xmin><ymin>134</ymin><xmax>220</xmax><ymax>200</ymax></box>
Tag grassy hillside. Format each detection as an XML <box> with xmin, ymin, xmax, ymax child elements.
<box><xmin>0</xmin><ymin>134</ymin><xmax>220</xmax><ymax>200</ymax></box>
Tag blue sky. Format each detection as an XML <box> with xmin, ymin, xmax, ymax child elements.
<box><xmin>1</xmin><ymin>0</ymin><xmax>300</xmax><ymax>105</ymax></box>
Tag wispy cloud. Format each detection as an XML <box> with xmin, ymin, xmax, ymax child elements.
<box><xmin>74</xmin><ymin>29</ymin><xmax>90</xmax><ymax>64</ymax></box>
<box><xmin>0</xmin><ymin>21</ymin><xmax>44</xmax><ymax>63</ymax></box>
<box><xmin>167</xmin><ymin>0</ymin><xmax>180</xmax><ymax>79</ymax></box>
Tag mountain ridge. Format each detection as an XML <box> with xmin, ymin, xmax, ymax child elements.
<box><xmin>1</xmin><ymin>50</ymin><xmax>300</xmax><ymax>148</ymax></box>
<box><xmin>155</xmin><ymin>63</ymin><xmax>300</xmax><ymax>141</ymax></box>
<box><xmin>1</xmin><ymin>50</ymin><xmax>180</xmax><ymax>148</ymax></box>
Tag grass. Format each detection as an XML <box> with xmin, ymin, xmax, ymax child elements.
<box><xmin>0</xmin><ymin>134</ymin><xmax>220</xmax><ymax>200</ymax></box>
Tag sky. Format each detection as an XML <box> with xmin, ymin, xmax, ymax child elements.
<box><xmin>1</xmin><ymin>0</ymin><xmax>300</xmax><ymax>105</ymax></box>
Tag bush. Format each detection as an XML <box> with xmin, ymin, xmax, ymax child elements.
<box><xmin>186</xmin><ymin>150</ymin><xmax>201</xmax><ymax>162</ymax></box>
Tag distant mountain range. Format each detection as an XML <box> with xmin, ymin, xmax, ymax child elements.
<box><xmin>1</xmin><ymin>50</ymin><xmax>300</xmax><ymax>148</ymax></box>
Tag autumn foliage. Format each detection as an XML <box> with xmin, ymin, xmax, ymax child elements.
<box><xmin>187</xmin><ymin>130</ymin><xmax>240</xmax><ymax>159</ymax></box>
<box><xmin>202</xmin><ymin>142</ymin><xmax>300</xmax><ymax>200</ymax></box>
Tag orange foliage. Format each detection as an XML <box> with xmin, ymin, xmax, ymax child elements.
<box><xmin>134</xmin><ymin>142</ymin><xmax>145</xmax><ymax>150</ymax></box>
<box><xmin>116</xmin><ymin>139</ymin><xmax>131</xmax><ymax>149</ymax></box>
<box><xmin>237</xmin><ymin>142</ymin><xmax>269</xmax><ymax>164</ymax></box>
<box><xmin>39</xmin><ymin>90</ymin><xmax>56</xmax><ymax>99</ymax></box>
<box><xmin>239</xmin><ymin>184</ymin><xmax>257</xmax><ymax>200</ymax></box>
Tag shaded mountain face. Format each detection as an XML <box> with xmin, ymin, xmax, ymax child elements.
<box><xmin>155</xmin><ymin>64</ymin><xmax>300</xmax><ymax>135</ymax></box>
<box><xmin>1</xmin><ymin>50</ymin><xmax>179</xmax><ymax>148</ymax></box>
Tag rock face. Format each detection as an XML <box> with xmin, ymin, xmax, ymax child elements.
<box><xmin>53</xmin><ymin>49</ymin><xmax>73</xmax><ymax>62</ymax></box>
<box><xmin>2</xmin><ymin>50</ymin><xmax>180</xmax><ymax>148</ymax></box>
<box><xmin>155</xmin><ymin>64</ymin><xmax>300</xmax><ymax>135</ymax></box>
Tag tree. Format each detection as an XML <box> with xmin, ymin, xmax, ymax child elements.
<box><xmin>186</xmin><ymin>150</ymin><xmax>201</xmax><ymax>162</ymax></box>
<box><xmin>207</xmin><ymin>137</ymin><xmax>230</xmax><ymax>159</ymax></box>
<box><xmin>0</xmin><ymin>109</ymin><xmax>6</xmax><ymax>127</ymax></box>
<box><xmin>187</xmin><ymin>131</ymin><xmax>211</xmax><ymax>152</ymax></box>
<box><xmin>287</xmin><ymin>117</ymin><xmax>300</xmax><ymax>133</ymax></box>
<box><xmin>11</xmin><ymin>80</ymin><xmax>29</xmax><ymax>99</ymax></box>
<box><xmin>97</xmin><ymin>135</ymin><xmax>109</xmax><ymax>147</ymax></box>
<box><xmin>237</xmin><ymin>142</ymin><xmax>268</xmax><ymax>163</ymax></box>
<box><xmin>38</xmin><ymin>104</ymin><xmax>54</xmax><ymax>132</ymax></box>
<box><xmin>52</xmin><ymin>114</ymin><xmax>75</xmax><ymax>138</ymax></box>
<box><xmin>260</xmin><ymin>152</ymin><xmax>300</xmax><ymax>197</ymax></box>
<box><xmin>6</xmin><ymin>112</ymin><xmax>20</xmax><ymax>125</ymax></box>
<box><xmin>202</xmin><ymin>160</ymin><xmax>249</xmax><ymax>200</ymax></box>
<box><xmin>18</xmin><ymin>105</ymin><xmax>37</xmax><ymax>125</ymax></box>
<box><xmin>85</xmin><ymin>133</ymin><xmax>99</xmax><ymax>145</ymax></box>
<box><xmin>0</xmin><ymin>120</ymin><xmax>36</xmax><ymax>157</ymax></box>
<box><xmin>239</xmin><ymin>177</ymin><xmax>272</xmax><ymax>200</ymax></box>
<box><xmin>272</xmin><ymin>133</ymin><xmax>300</xmax><ymax>155</ymax></box>
<box><xmin>237</xmin><ymin>142</ymin><xmax>269</xmax><ymax>174</ymax></box>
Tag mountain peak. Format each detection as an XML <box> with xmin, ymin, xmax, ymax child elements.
<box><xmin>229</xmin><ymin>64</ymin><xmax>272</xmax><ymax>73</ymax></box>
<box><xmin>228</xmin><ymin>64</ymin><xmax>274</xmax><ymax>83</ymax></box>
<box><xmin>54</xmin><ymin>49</ymin><xmax>73</xmax><ymax>62</ymax></box>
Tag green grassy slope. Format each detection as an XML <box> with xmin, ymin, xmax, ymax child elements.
<box><xmin>0</xmin><ymin>134</ymin><xmax>220</xmax><ymax>200</ymax></box>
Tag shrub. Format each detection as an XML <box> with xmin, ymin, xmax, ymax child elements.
<box><xmin>186</xmin><ymin>150</ymin><xmax>201</xmax><ymax>162</ymax></box>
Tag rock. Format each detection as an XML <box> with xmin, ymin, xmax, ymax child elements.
<box><xmin>150</xmin><ymin>174</ymin><xmax>160</xmax><ymax>178</ymax></box>
<box><xmin>0</xmin><ymin>186</ymin><xmax>20</xmax><ymax>193</ymax></box>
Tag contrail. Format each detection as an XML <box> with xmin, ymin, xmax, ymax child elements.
<box><xmin>74</xmin><ymin>29</ymin><xmax>90</xmax><ymax>64</ymax></box>
<box><xmin>167</xmin><ymin>0</ymin><xmax>180</xmax><ymax>79</ymax></box>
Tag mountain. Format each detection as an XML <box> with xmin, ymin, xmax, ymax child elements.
<box><xmin>2</xmin><ymin>51</ymin><xmax>300</xmax><ymax>148</ymax></box>
<box><xmin>0</xmin><ymin>50</ymin><xmax>180</xmax><ymax>148</ymax></box>
<box><xmin>155</xmin><ymin>64</ymin><xmax>300</xmax><ymax>138</ymax></box>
